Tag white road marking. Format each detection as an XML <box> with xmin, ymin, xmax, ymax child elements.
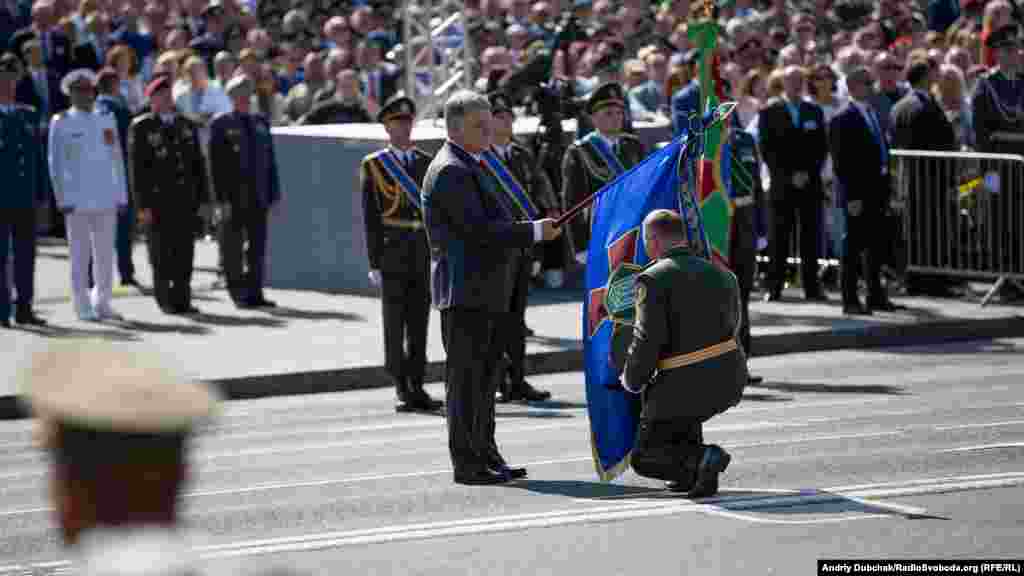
<box><xmin>934</xmin><ymin>420</ymin><xmax>1024</xmax><ymax>431</ymax></box>
<box><xmin>936</xmin><ymin>442</ymin><xmax>1024</xmax><ymax>453</ymax></box>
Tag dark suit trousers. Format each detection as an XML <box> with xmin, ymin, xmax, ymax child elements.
<box><xmin>147</xmin><ymin>215</ymin><xmax>196</xmax><ymax>311</ymax></box>
<box><xmin>219</xmin><ymin>208</ymin><xmax>268</xmax><ymax>304</ymax></box>
<box><xmin>441</xmin><ymin>307</ymin><xmax>503</xmax><ymax>473</ymax></box>
<box><xmin>495</xmin><ymin>251</ymin><xmax>531</xmax><ymax>393</ymax></box>
<box><xmin>116</xmin><ymin>207</ymin><xmax>135</xmax><ymax>281</ymax></box>
<box><xmin>0</xmin><ymin>207</ymin><xmax>37</xmax><ymax>319</ymax></box>
<box><xmin>731</xmin><ymin>207</ymin><xmax>756</xmax><ymax>355</ymax></box>
<box><xmin>631</xmin><ymin>414</ymin><xmax>703</xmax><ymax>483</ymax></box>
<box><xmin>381</xmin><ymin>268</ymin><xmax>430</xmax><ymax>398</ymax></box>
<box><xmin>770</xmin><ymin>194</ymin><xmax>822</xmax><ymax>297</ymax></box>
<box><xmin>842</xmin><ymin>210</ymin><xmax>885</xmax><ymax>306</ymax></box>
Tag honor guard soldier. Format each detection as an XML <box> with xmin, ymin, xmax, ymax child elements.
<box><xmin>971</xmin><ymin>25</ymin><xmax>1024</xmax><ymax>277</ymax></box>
<box><xmin>18</xmin><ymin>339</ymin><xmax>219</xmax><ymax>571</ymax></box>
<box><xmin>561</xmin><ymin>82</ymin><xmax>646</xmax><ymax>266</ymax></box>
<box><xmin>484</xmin><ymin>91</ymin><xmax>554</xmax><ymax>403</ymax></box>
<box><xmin>129</xmin><ymin>74</ymin><xmax>207</xmax><ymax>315</ymax></box>
<box><xmin>0</xmin><ymin>52</ymin><xmax>48</xmax><ymax>328</ymax></box>
<box><xmin>361</xmin><ymin>94</ymin><xmax>443</xmax><ymax>413</ymax></box>
<box><xmin>619</xmin><ymin>209</ymin><xmax>746</xmax><ymax>498</ymax></box>
<box><xmin>210</xmin><ymin>75</ymin><xmax>280</xmax><ymax>309</ymax></box>
<box><xmin>48</xmin><ymin>68</ymin><xmax>129</xmax><ymax>322</ymax></box>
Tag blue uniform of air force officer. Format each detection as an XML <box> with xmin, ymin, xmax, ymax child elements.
<box><xmin>0</xmin><ymin>52</ymin><xmax>47</xmax><ymax>328</ymax></box>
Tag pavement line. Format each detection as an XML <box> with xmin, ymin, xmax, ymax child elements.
<box><xmin>933</xmin><ymin>420</ymin><xmax>1024</xmax><ymax>431</ymax></box>
<box><xmin>936</xmin><ymin>442</ymin><xmax>1024</xmax><ymax>453</ymax></box>
<box><xmin>2</xmin><ymin>471</ymin><xmax>1023</xmax><ymax>571</ymax></box>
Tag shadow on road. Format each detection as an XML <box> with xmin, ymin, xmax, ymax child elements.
<box><xmin>506</xmin><ymin>479</ymin><xmax>665</xmax><ymax>499</ymax></box>
<box><xmin>497</xmin><ymin>410</ymin><xmax>576</xmax><ymax>419</ymax></box>
<box><xmin>18</xmin><ymin>323</ymin><xmax>140</xmax><ymax>341</ymax></box>
<box><xmin>526</xmin><ymin>334</ymin><xmax>581</xmax><ymax>348</ymax></box>
<box><xmin>741</xmin><ymin>392</ymin><xmax>792</xmax><ymax>402</ymax></box>
<box><xmin>190</xmin><ymin>313</ymin><xmax>287</xmax><ymax>329</ymax></box>
<box><xmin>749</xmin><ymin>381</ymin><xmax>906</xmax><ymax>395</ymax></box>
<box><xmin>262</xmin><ymin>306</ymin><xmax>366</xmax><ymax>322</ymax></box>
<box><xmin>120</xmin><ymin>319</ymin><xmax>211</xmax><ymax>336</ymax></box>
<box><xmin>875</xmin><ymin>338</ymin><xmax>1021</xmax><ymax>356</ymax></box>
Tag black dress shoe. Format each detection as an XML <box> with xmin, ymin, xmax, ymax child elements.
<box><xmin>748</xmin><ymin>375</ymin><xmax>763</xmax><ymax>385</ymax></box>
<box><xmin>687</xmin><ymin>445</ymin><xmax>730</xmax><ymax>499</ymax></box>
<box><xmin>523</xmin><ymin>325</ymin><xmax>535</xmax><ymax>337</ymax></box>
<box><xmin>806</xmin><ymin>293</ymin><xmax>828</xmax><ymax>302</ymax></box>
<box><xmin>493</xmin><ymin>464</ymin><xmax>528</xmax><ymax>480</ymax></box>
<box><xmin>453</xmin><ymin>470</ymin><xmax>509</xmax><ymax>485</ymax></box>
<box><xmin>666</xmin><ymin>477</ymin><xmax>695</xmax><ymax>493</ymax></box>
<box><xmin>0</xmin><ymin>318</ymin><xmax>10</xmax><ymax>329</ymax></box>
<box><xmin>868</xmin><ymin>299</ymin><xmax>905</xmax><ymax>312</ymax></box>
<box><xmin>408</xmin><ymin>391</ymin><xmax>443</xmax><ymax>411</ymax></box>
<box><xmin>252</xmin><ymin>298</ymin><xmax>277</xmax><ymax>308</ymax></box>
<box><xmin>508</xmin><ymin>382</ymin><xmax>551</xmax><ymax>402</ymax></box>
<box><xmin>120</xmin><ymin>277</ymin><xmax>139</xmax><ymax>287</ymax></box>
<box><xmin>14</xmin><ymin>311</ymin><xmax>46</xmax><ymax>326</ymax></box>
<box><xmin>843</xmin><ymin>303</ymin><xmax>871</xmax><ymax>316</ymax></box>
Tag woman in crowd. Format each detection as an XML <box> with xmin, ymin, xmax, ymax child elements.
<box><xmin>934</xmin><ymin>64</ymin><xmax>975</xmax><ymax>151</ymax></box>
<box><xmin>106</xmin><ymin>44</ymin><xmax>144</xmax><ymax>113</ymax></box>
<box><xmin>735</xmin><ymin>69</ymin><xmax>765</xmax><ymax>129</ymax></box>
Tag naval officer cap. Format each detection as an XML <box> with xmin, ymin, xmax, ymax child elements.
<box><xmin>0</xmin><ymin>51</ymin><xmax>20</xmax><ymax>75</ymax></box>
<box><xmin>377</xmin><ymin>93</ymin><xmax>416</xmax><ymax>123</ymax></box>
<box><xmin>488</xmin><ymin>91</ymin><xmax>513</xmax><ymax>115</ymax></box>
<box><xmin>986</xmin><ymin>25</ymin><xmax>1024</xmax><ymax>49</ymax></box>
<box><xmin>19</xmin><ymin>339</ymin><xmax>221</xmax><ymax>438</ymax></box>
<box><xmin>224</xmin><ymin>74</ymin><xmax>253</xmax><ymax>98</ymax></box>
<box><xmin>61</xmin><ymin>68</ymin><xmax>97</xmax><ymax>96</ymax></box>
<box><xmin>587</xmin><ymin>81</ymin><xmax>626</xmax><ymax>114</ymax></box>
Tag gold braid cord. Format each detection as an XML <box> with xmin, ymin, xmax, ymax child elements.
<box><xmin>576</xmin><ymin>143</ymin><xmax>616</xmax><ymax>183</ymax></box>
<box><xmin>364</xmin><ymin>157</ymin><xmax>402</xmax><ymax>218</ymax></box>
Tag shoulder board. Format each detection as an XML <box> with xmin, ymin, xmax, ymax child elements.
<box><xmin>763</xmin><ymin>96</ymin><xmax>783</xmax><ymax>108</ymax></box>
<box><xmin>572</xmin><ymin>138</ymin><xmax>587</xmax><ymax>147</ymax></box>
<box><xmin>618</xmin><ymin>132</ymin><xmax>640</xmax><ymax>142</ymax></box>
<box><xmin>131</xmin><ymin>113</ymin><xmax>155</xmax><ymax>126</ymax></box>
<box><xmin>366</xmin><ymin>149</ymin><xmax>390</xmax><ymax>161</ymax></box>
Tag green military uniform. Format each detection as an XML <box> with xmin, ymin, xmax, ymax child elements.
<box><xmin>971</xmin><ymin>25</ymin><xmax>1024</xmax><ymax>274</ymax></box>
<box><xmin>128</xmin><ymin>75</ymin><xmax>207</xmax><ymax>315</ymax></box>
<box><xmin>561</xmin><ymin>82</ymin><xmax>646</xmax><ymax>257</ymax></box>
<box><xmin>623</xmin><ymin>243</ymin><xmax>747</xmax><ymax>496</ymax></box>
<box><xmin>487</xmin><ymin>92</ymin><xmax>555</xmax><ymax>402</ymax></box>
<box><xmin>361</xmin><ymin>95</ymin><xmax>439</xmax><ymax>412</ymax></box>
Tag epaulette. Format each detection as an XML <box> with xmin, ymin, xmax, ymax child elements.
<box><xmin>365</xmin><ymin>148</ymin><xmax>389</xmax><ymax>162</ymax></box>
<box><xmin>618</xmin><ymin>132</ymin><xmax>640</xmax><ymax>142</ymax></box>
<box><xmin>130</xmin><ymin>112</ymin><xmax>156</xmax><ymax>127</ymax></box>
<box><xmin>762</xmin><ymin>96</ymin><xmax>784</xmax><ymax>109</ymax></box>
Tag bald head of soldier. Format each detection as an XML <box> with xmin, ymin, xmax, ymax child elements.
<box><xmin>642</xmin><ymin>209</ymin><xmax>687</xmax><ymax>260</ymax></box>
<box><xmin>19</xmin><ymin>339</ymin><xmax>220</xmax><ymax>548</ymax></box>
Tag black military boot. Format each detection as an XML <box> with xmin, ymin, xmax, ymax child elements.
<box><xmin>687</xmin><ymin>445</ymin><xmax>730</xmax><ymax>499</ymax></box>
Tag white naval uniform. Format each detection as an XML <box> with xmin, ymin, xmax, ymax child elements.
<box><xmin>48</xmin><ymin>107</ymin><xmax>128</xmax><ymax>320</ymax></box>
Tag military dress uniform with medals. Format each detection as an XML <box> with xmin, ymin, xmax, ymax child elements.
<box><xmin>128</xmin><ymin>76</ymin><xmax>207</xmax><ymax>315</ymax></box>
<box><xmin>971</xmin><ymin>25</ymin><xmax>1024</xmax><ymax>274</ymax></box>
<box><xmin>621</xmin><ymin>238</ymin><xmax>747</xmax><ymax>497</ymax></box>
<box><xmin>561</xmin><ymin>82</ymin><xmax>646</xmax><ymax>260</ymax></box>
<box><xmin>483</xmin><ymin>91</ymin><xmax>554</xmax><ymax>403</ymax></box>
<box><xmin>0</xmin><ymin>52</ymin><xmax>47</xmax><ymax>327</ymax></box>
<box><xmin>361</xmin><ymin>96</ymin><xmax>439</xmax><ymax>413</ymax></box>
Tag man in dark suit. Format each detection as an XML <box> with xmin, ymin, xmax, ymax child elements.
<box><xmin>486</xmin><ymin>91</ymin><xmax>555</xmax><ymax>404</ymax></box>
<box><xmin>0</xmin><ymin>52</ymin><xmax>47</xmax><ymax>327</ymax></box>
<box><xmin>71</xmin><ymin>12</ymin><xmax>109</xmax><ymax>71</ymax></box>
<box><xmin>129</xmin><ymin>74</ymin><xmax>206</xmax><ymax>315</ymax></box>
<box><xmin>830</xmin><ymin>66</ymin><xmax>900</xmax><ymax>315</ymax></box>
<box><xmin>422</xmin><ymin>89</ymin><xmax>561</xmax><ymax>485</ymax></box>
<box><xmin>209</xmin><ymin>75</ymin><xmax>280</xmax><ymax>310</ymax></box>
<box><xmin>360</xmin><ymin>94</ymin><xmax>442</xmax><ymax>413</ymax></box>
<box><xmin>10</xmin><ymin>1</ymin><xmax>71</xmax><ymax>78</ymax></box>
<box><xmin>756</xmin><ymin>65</ymin><xmax>829</xmax><ymax>302</ymax></box>
<box><xmin>95</xmin><ymin>66</ymin><xmax>135</xmax><ymax>286</ymax></box>
<box><xmin>890</xmin><ymin>58</ymin><xmax>958</xmax><ymax>297</ymax></box>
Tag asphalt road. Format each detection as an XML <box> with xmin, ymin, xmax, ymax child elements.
<box><xmin>1</xmin><ymin>339</ymin><xmax>1022</xmax><ymax>575</ymax></box>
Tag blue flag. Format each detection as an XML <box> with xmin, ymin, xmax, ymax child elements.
<box><xmin>583</xmin><ymin>136</ymin><xmax>703</xmax><ymax>481</ymax></box>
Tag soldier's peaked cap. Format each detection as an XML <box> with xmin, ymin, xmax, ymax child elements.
<box><xmin>224</xmin><ymin>74</ymin><xmax>253</xmax><ymax>97</ymax></box>
<box><xmin>61</xmin><ymin>68</ymin><xmax>97</xmax><ymax>96</ymax></box>
<box><xmin>0</xmin><ymin>52</ymin><xmax>19</xmax><ymax>74</ymax></box>
<box><xmin>377</xmin><ymin>93</ymin><xmax>416</xmax><ymax>123</ymax></box>
<box><xmin>986</xmin><ymin>25</ymin><xmax>1023</xmax><ymax>49</ymax></box>
<box><xmin>18</xmin><ymin>339</ymin><xmax>221</xmax><ymax>434</ymax></box>
<box><xmin>587</xmin><ymin>81</ymin><xmax>626</xmax><ymax>114</ymax></box>
<box><xmin>488</xmin><ymin>91</ymin><xmax>513</xmax><ymax>114</ymax></box>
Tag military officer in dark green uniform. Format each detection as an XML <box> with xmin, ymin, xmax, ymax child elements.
<box><xmin>620</xmin><ymin>209</ymin><xmax>747</xmax><ymax>498</ymax></box>
<box><xmin>361</xmin><ymin>94</ymin><xmax>442</xmax><ymax>413</ymax></box>
<box><xmin>971</xmin><ymin>25</ymin><xmax>1024</xmax><ymax>279</ymax></box>
<box><xmin>0</xmin><ymin>52</ymin><xmax>47</xmax><ymax>328</ymax></box>
<box><xmin>485</xmin><ymin>91</ymin><xmax>556</xmax><ymax>403</ymax></box>
<box><xmin>561</xmin><ymin>82</ymin><xmax>646</xmax><ymax>265</ymax></box>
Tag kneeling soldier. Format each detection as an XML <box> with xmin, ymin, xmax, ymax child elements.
<box><xmin>620</xmin><ymin>209</ymin><xmax>747</xmax><ymax>498</ymax></box>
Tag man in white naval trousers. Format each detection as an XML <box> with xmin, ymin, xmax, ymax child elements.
<box><xmin>48</xmin><ymin>69</ymin><xmax>128</xmax><ymax>321</ymax></box>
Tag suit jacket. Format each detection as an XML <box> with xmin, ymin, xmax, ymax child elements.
<box><xmin>15</xmin><ymin>67</ymin><xmax>66</xmax><ymax>122</ymax></box>
<box><xmin>756</xmin><ymin>97</ymin><xmax>828</xmax><ymax>203</ymax></box>
<box><xmin>829</xmin><ymin>102</ymin><xmax>892</xmax><ymax>213</ymax></box>
<box><xmin>128</xmin><ymin>113</ymin><xmax>206</xmax><ymax>216</ymax></box>
<box><xmin>72</xmin><ymin>41</ymin><xmax>104</xmax><ymax>71</ymax></box>
<box><xmin>867</xmin><ymin>85</ymin><xmax>908</xmax><ymax>144</ymax></box>
<box><xmin>890</xmin><ymin>90</ymin><xmax>957</xmax><ymax>152</ymax></box>
<box><xmin>10</xmin><ymin>27</ymin><xmax>72</xmax><ymax>77</ymax></box>
<box><xmin>422</xmin><ymin>141</ymin><xmax>535</xmax><ymax>312</ymax></box>
<box><xmin>361</xmin><ymin>146</ymin><xmax>431</xmax><ymax>274</ymax></box>
<box><xmin>0</xmin><ymin>103</ymin><xmax>48</xmax><ymax>210</ymax></box>
<box><xmin>208</xmin><ymin>111</ymin><xmax>281</xmax><ymax>211</ymax></box>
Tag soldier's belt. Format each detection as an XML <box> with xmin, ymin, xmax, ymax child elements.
<box><xmin>733</xmin><ymin>196</ymin><xmax>754</xmax><ymax>207</ymax></box>
<box><xmin>382</xmin><ymin>217</ymin><xmax>425</xmax><ymax>230</ymax></box>
<box><xmin>992</xmin><ymin>131</ymin><xmax>1024</xmax><ymax>142</ymax></box>
<box><xmin>656</xmin><ymin>338</ymin><xmax>738</xmax><ymax>371</ymax></box>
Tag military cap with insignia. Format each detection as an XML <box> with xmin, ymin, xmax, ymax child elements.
<box><xmin>61</xmin><ymin>68</ymin><xmax>98</xmax><ymax>96</ymax></box>
<box><xmin>201</xmin><ymin>0</ymin><xmax>225</xmax><ymax>18</ymax></box>
<box><xmin>224</xmin><ymin>74</ymin><xmax>254</xmax><ymax>98</ymax></box>
<box><xmin>488</xmin><ymin>91</ymin><xmax>513</xmax><ymax>115</ymax></box>
<box><xmin>986</xmin><ymin>25</ymin><xmax>1023</xmax><ymax>49</ymax></box>
<box><xmin>377</xmin><ymin>93</ymin><xmax>416</xmax><ymax>123</ymax></box>
<box><xmin>0</xmin><ymin>51</ymin><xmax>20</xmax><ymax>75</ymax></box>
<box><xmin>587</xmin><ymin>81</ymin><xmax>626</xmax><ymax>114</ymax></box>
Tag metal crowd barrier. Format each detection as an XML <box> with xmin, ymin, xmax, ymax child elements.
<box><xmin>892</xmin><ymin>149</ymin><xmax>1024</xmax><ymax>306</ymax></box>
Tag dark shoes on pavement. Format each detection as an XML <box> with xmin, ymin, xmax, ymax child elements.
<box><xmin>235</xmin><ymin>298</ymin><xmax>277</xmax><ymax>310</ymax></box>
<box><xmin>14</xmin><ymin>309</ymin><xmax>46</xmax><ymax>326</ymax></box>
<box><xmin>686</xmin><ymin>445</ymin><xmax>731</xmax><ymax>499</ymax></box>
<box><xmin>498</xmin><ymin>381</ymin><xmax>552</xmax><ymax>403</ymax></box>
<box><xmin>454</xmin><ymin>469</ymin><xmax>510</xmax><ymax>485</ymax></box>
<box><xmin>396</xmin><ymin>389</ymin><xmax>443</xmax><ymax>413</ymax></box>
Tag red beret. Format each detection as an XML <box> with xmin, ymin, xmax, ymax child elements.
<box><xmin>96</xmin><ymin>66</ymin><xmax>118</xmax><ymax>85</ymax></box>
<box><xmin>144</xmin><ymin>74</ymin><xmax>171</xmax><ymax>98</ymax></box>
